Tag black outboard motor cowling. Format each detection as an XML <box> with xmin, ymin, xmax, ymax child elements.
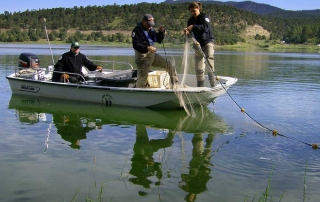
<box><xmin>18</xmin><ymin>53</ymin><xmax>40</xmax><ymax>68</ymax></box>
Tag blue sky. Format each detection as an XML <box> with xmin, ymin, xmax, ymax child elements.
<box><xmin>0</xmin><ymin>0</ymin><xmax>318</xmax><ymax>14</ymax></box>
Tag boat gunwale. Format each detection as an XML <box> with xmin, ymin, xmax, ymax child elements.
<box><xmin>7</xmin><ymin>73</ymin><xmax>237</xmax><ymax>94</ymax></box>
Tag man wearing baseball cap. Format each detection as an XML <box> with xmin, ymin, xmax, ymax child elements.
<box><xmin>131</xmin><ymin>14</ymin><xmax>179</xmax><ymax>88</ymax></box>
<box><xmin>52</xmin><ymin>41</ymin><xmax>103</xmax><ymax>83</ymax></box>
<box><xmin>71</xmin><ymin>41</ymin><xmax>80</xmax><ymax>48</ymax></box>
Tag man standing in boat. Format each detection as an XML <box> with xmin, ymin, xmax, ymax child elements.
<box><xmin>131</xmin><ymin>14</ymin><xmax>179</xmax><ymax>88</ymax></box>
<box><xmin>52</xmin><ymin>42</ymin><xmax>103</xmax><ymax>83</ymax></box>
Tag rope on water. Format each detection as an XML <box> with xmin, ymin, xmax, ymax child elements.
<box><xmin>239</xmin><ymin>107</ymin><xmax>318</xmax><ymax>150</ymax></box>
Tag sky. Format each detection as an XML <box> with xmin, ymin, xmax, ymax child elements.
<box><xmin>0</xmin><ymin>0</ymin><xmax>319</xmax><ymax>14</ymax></box>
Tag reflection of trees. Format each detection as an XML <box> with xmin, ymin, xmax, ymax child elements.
<box><xmin>53</xmin><ymin>114</ymin><xmax>100</xmax><ymax>149</ymax></box>
<box><xmin>129</xmin><ymin>124</ymin><xmax>175</xmax><ymax>195</ymax></box>
<box><xmin>179</xmin><ymin>133</ymin><xmax>215</xmax><ymax>202</ymax></box>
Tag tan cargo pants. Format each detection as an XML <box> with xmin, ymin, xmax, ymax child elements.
<box><xmin>194</xmin><ymin>42</ymin><xmax>216</xmax><ymax>87</ymax></box>
<box><xmin>134</xmin><ymin>50</ymin><xmax>178</xmax><ymax>88</ymax></box>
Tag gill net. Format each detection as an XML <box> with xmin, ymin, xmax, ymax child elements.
<box><xmin>172</xmin><ymin>35</ymin><xmax>209</xmax><ymax>117</ymax></box>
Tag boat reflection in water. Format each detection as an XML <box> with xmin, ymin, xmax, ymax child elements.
<box><xmin>9</xmin><ymin>94</ymin><xmax>231</xmax><ymax>200</ymax></box>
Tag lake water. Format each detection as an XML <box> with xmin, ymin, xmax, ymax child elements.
<box><xmin>0</xmin><ymin>44</ymin><xmax>319</xmax><ymax>202</ymax></box>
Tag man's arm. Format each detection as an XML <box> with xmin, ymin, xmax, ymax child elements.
<box><xmin>156</xmin><ymin>29</ymin><xmax>165</xmax><ymax>44</ymax></box>
<box><xmin>51</xmin><ymin>55</ymin><xmax>65</xmax><ymax>82</ymax></box>
<box><xmin>54</xmin><ymin>55</ymin><xmax>64</xmax><ymax>72</ymax></box>
<box><xmin>132</xmin><ymin>27</ymin><xmax>149</xmax><ymax>53</ymax></box>
<box><xmin>82</xmin><ymin>54</ymin><xmax>98</xmax><ymax>71</ymax></box>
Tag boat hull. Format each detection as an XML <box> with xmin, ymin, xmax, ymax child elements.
<box><xmin>7</xmin><ymin>74</ymin><xmax>237</xmax><ymax>109</ymax></box>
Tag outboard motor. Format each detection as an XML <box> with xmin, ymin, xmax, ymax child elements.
<box><xmin>18</xmin><ymin>53</ymin><xmax>40</xmax><ymax>69</ymax></box>
<box><xmin>17</xmin><ymin>53</ymin><xmax>44</xmax><ymax>80</ymax></box>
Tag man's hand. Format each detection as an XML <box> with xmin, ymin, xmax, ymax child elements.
<box><xmin>96</xmin><ymin>66</ymin><xmax>103</xmax><ymax>72</ymax></box>
<box><xmin>60</xmin><ymin>74</ymin><xmax>69</xmax><ymax>82</ymax></box>
<box><xmin>148</xmin><ymin>46</ymin><xmax>157</xmax><ymax>53</ymax></box>
<box><xmin>159</xmin><ymin>25</ymin><xmax>165</xmax><ymax>32</ymax></box>
<box><xmin>187</xmin><ymin>25</ymin><xmax>193</xmax><ymax>32</ymax></box>
<box><xmin>60</xmin><ymin>74</ymin><xmax>69</xmax><ymax>79</ymax></box>
<box><xmin>184</xmin><ymin>25</ymin><xmax>193</xmax><ymax>34</ymax></box>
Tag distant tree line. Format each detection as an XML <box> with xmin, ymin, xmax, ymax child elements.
<box><xmin>1</xmin><ymin>3</ymin><xmax>320</xmax><ymax>45</ymax></box>
<box><xmin>0</xmin><ymin>27</ymin><xmax>131</xmax><ymax>43</ymax></box>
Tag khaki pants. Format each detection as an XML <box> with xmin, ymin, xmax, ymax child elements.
<box><xmin>194</xmin><ymin>42</ymin><xmax>215</xmax><ymax>87</ymax></box>
<box><xmin>134</xmin><ymin>50</ymin><xmax>178</xmax><ymax>88</ymax></box>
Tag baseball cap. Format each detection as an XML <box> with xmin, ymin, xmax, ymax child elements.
<box><xmin>71</xmin><ymin>41</ymin><xmax>80</xmax><ymax>48</ymax></box>
<box><xmin>143</xmin><ymin>14</ymin><xmax>155</xmax><ymax>26</ymax></box>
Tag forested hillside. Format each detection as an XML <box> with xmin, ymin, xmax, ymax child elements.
<box><xmin>166</xmin><ymin>0</ymin><xmax>320</xmax><ymax>17</ymax></box>
<box><xmin>164</xmin><ymin>0</ymin><xmax>284</xmax><ymax>15</ymax></box>
<box><xmin>0</xmin><ymin>2</ymin><xmax>320</xmax><ymax>45</ymax></box>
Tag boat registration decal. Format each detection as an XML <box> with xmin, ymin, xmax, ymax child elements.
<box><xmin>102</xmin><ymin>94</ymin><xmax>113</xmax><ymax>106</ymax></box>
<box><xmin>20</xmin><ymin>85</ymin><xmax>40</xmax><ymax>93</ymax></box>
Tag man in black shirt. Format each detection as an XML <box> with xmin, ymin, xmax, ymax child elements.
<box><xmin>52</xmin><ymin>42</ymin><xmax>102</xmax><ymax>83</ymax></box>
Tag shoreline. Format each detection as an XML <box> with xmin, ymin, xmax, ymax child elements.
<box><xmin>1</xmin><ymin>41</ymin><xmax>320</xmax><ymax>53</ymax></box>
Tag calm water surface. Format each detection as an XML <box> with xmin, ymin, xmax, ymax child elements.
<box><xmin>0</xmin><ymin>44</ymin><xmax>319</xmax><ymax>202</ymax></box>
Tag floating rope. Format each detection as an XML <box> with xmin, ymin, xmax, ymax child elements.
<box><xmin>187</xmin><ymin>33</ymin><xmax>318</xmax><ymax>150</ymax></box>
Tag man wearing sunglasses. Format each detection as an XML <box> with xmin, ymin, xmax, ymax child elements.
<box><xmin>52</xmin><ymin>41</ymin><xmax>102</xmax><ymax>83</ymax></box>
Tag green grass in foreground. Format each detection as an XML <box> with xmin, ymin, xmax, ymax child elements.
<box><xmin>67</xmin><ymin>163</ymin><xmax>310</xmax><ymax>202</ymax></box>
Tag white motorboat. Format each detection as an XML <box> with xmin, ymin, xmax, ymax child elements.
<box><xmin>6</xmin><ymin>53</ymin><xmax>238</xmax><ymax>109</ymax></box>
